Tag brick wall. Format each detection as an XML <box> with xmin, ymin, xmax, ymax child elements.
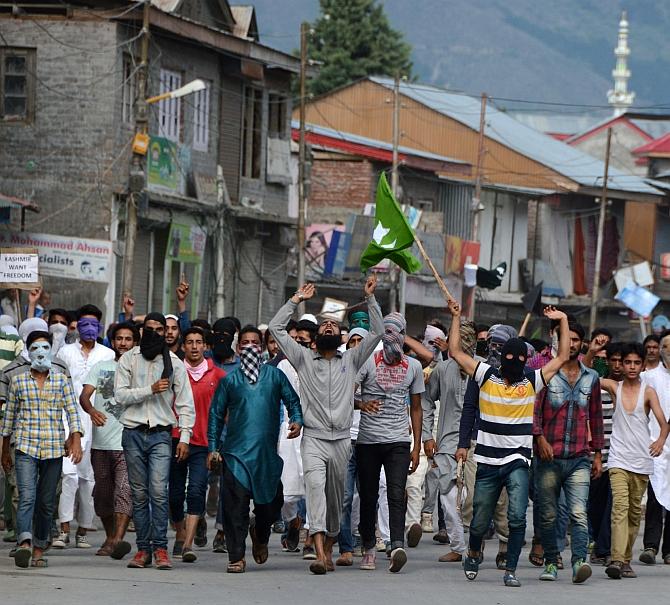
<box><xmin>309</xmin><ymin>158</ymin><xmax>374</xmax><ymax>209</ymax></box>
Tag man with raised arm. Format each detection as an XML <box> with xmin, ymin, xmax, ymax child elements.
<box><xmin>268</xmin><ymin>275</ymin><xmax>383</xmax><ymax>575</ymax></box>
<box><xmin>449</xmin><ymin>299</ymin><xmax>569</xmax><ymax>588</ymax></box>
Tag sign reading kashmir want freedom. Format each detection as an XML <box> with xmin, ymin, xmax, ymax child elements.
<box><xmin>0</xmin><ymin>232</ymin><xmax>112</xmax><ymax>283</ymax></box>
<box><xmin>0</xmin><ymin>247</ymin><xmax>40</xmax><ymax>289</ymax></box>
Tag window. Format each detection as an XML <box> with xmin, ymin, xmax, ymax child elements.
<box><xmin>0</xmin><ymin>47</ymin><xmax>36</xmax><ymax>123</ymax></box>
<box><xmin>121</xmin><ymin>55</ymin><xmax>136</xmax><ymax>124</ymax></box>
<box><xmin>241</xmin><ymin>87</ymin><xmax>262</xmax><ymax>178</ymax></box>
<box><xmin>192</xmin><ymin>81</ymin><xmax>210</xmax><ymax>151</ymax></box>
<box><xmin>268</xmin><ymin>93</ymin><xmax>287</xmax><ymax>138</ymax></box>
<box><xmin>158</xmin><ymin>68</ymin><xmax>182</xmax><ymax>142</ymax></box>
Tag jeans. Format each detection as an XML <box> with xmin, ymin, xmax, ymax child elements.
<box><xmin>221</xmin><ymin>461</ymin><xmax>283</xmax><ymax>563</ymax></box>
<box><xmin>14</xmin><ymin>451</ymin><xmax>61</xmax><ymax>549</ymax></box>
<box><xmin>122</xmin><ymin>428</ymin><xmax>172</xmax><ymax>552</ymax></box>
<box><xmin>168</xmin><ymin>440</ymin><xmax>209</xmax><ymax>522</ymax></box>
<box><xmin>356</xmin><ymin>442</ymin><xmax>410</xmax><ymax>551</ymax></box>
<box><xmin>469</xmin><ymin>460</ymin><xmax>529</xmax><ymax>571</ymax></box>
<box><xmin>643</xmin><ymin>483</ymin><xmax>670</xmax><ymax>557</ymax></box>
<box><xmin>537</xmin><ymin>457</ymin><xmax>591</xmax><ymax>565</ymax></box>
<box><xmin>338</xmin><ymin>441</ymin><xmax>357</xmax><ymax>553</ymax></box>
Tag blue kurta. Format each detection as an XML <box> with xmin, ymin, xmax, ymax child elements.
<box><xmin>207</xmin><ymin>364</ymin><xmax>302</xmax><ymax>504</ymax></box>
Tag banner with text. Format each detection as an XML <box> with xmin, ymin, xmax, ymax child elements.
<box><xmin>0</xmin><ymin>247</ymin><xmax>40</xmax><ymax>289</ymax></box>
<box><xmin>0</xmin><ymin>232</ymin><xmax>112</xmax><ymax>283</ymax></box>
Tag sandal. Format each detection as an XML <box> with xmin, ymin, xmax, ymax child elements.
<box><xmin>31</xmin><ymin>557</ymin><xmax>48</xmax><ymax>568</ymax></box>
<box><xmin>249</xmin><ymin>522</ymin><xmax>268</xmax><ymax>565</ymax></box>
<box><xmin>227</xmin><ymin>558</ymin><xmax>246</xmax><ymax>573</ymax></box>
<box><xmin>96</xmin><ymin>544</ymin><xmax>114</xmax><ymax>557</ymax></box>
<box><xmin>110</xmin><ymin>540</ymin><xmax>132</xmax><ymax>560</ymax></box>
<box><xmin>14</xmin><ymin>546</ymin><xmax>32</xmax><ymax>568</ymax></box>
<box><xmin>529</xmin><ymin>541</ymin><xmax>544</xmax><ymax>567</ymax></box>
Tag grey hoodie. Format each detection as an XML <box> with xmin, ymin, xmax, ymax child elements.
<box><xmin>268</xmin><ymin>295</ymin><xmax>382</xmax><ymax>440</ymax></box>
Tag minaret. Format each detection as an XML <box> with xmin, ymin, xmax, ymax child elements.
<box><xmin>607</xmin><ymin>11</ymin><xmax>635</xmax><ymax>116</ymax></box>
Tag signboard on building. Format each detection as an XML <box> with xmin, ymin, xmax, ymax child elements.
<box><xmin>0</xmin><ymin>232</ymin><xmax>112</xmax><ymax>283</ymax></box>
<box><xmin>0</xmin><ymin>247</ymin><xmax>40</xmax><ymax>289</ymax></box>
<box><xmin>166</xmin><ymin>223</ymin><xmax>206</xmax><ymax>264</ymax></box>
<box><xmin>147</xmin><ymin>136</ymin><xmax>190</xmax><ymax>194</ymax></box>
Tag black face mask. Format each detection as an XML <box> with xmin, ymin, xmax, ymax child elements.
<box><xmin>140</xmin><ymin>327</ymin><xmax>173</xmax><ymax>379</ymax></box>
<box><xmin>140</xmin><ymin>328</ymin><xmax>165</xmax><ymax>360</ymax></box>
<box><xmin>212</xmin><ymin>333</ymin><xmax>234</xmax><ymax>362</ymax></box>
<box><xmin>476</xmin><ymin>339</ymin><xmax>488</xmax><ymax>358</ymax></box>
<box><xmin>297</xmin><ymin>340</ymin><xmax>312</xmax><ymax>348</ymax></box>
<box><xmin>315</xmin><ymin>333</ymin><xmax>342</xmax><ymax>352</ymax></box>
<box><xmin>499</xmin><ymin>338</ymin><xmax>527</xmax><ymax>383</ymax></box>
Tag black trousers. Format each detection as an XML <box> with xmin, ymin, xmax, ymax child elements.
<box><xmin>643</xmin><ymin>483</ymin><xmax>670</xmax><ymax>557</ymax></box>
<box><xmin>221</xmin><ymin>462</ymin><xmax>283</xmax><ymax>563</ymax></box>
<box><xmin>587</xmin><ymin>470</ymin><xmax>611</xmax><ymax>557</ymax></box>
<box><xmin>356</xmin><ymin>442</ymin><xmax>410</xmax><ymax>551</ymax></box>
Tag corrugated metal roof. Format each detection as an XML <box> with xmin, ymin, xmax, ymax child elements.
<box><xmin>150</xmin><ymin>0</ymin><xmax>182</xmax><ymax>12</ymax></box>
<box><xmin>292</xmin><ymin>120</ymin><xmax>469</xmax><ymax>166</ymax></box>
<box><xmin>506</xmin><ymin>112</ymin><xmax>600</xmax><ymax>137</ymax></box>
<box><xmin>370</xmin><ymin>77</ymin><xmax>661</xmax><ymax>196</ymax></box>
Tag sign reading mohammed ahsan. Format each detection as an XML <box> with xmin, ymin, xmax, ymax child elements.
<box><xmin>0</xmin><ymin>232</ymin><xmax>112</xmax><ymax>284</ymax></box>
<box><xmin>0</xmin><ymin>247</ymin><xmax>40</xmax><ymax>289</ymax></box>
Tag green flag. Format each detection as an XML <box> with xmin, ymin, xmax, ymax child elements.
<box><xmin>359</xmin><ymin>173</ymin><xmax>422</xmax><ymax>273</ymax></box>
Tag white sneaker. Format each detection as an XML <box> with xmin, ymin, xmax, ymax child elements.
<box><xmin>52</xmin><ymin>532</ymin><xmax>70</xmax><ymax>548</ymax></box>
<box><xmin>75</xmin><ymin>534</ymin><xmax>92</xmax><ymax>549</ymax></box>
<box><xmin>375</xmin><ymin>537</ymin><xmax>386</xmax><ymax>552</ymax></box>
<box><xmin>421</xmin><ymin>513</ymin><xmax>433</xmax><ymax>533</ymax></box>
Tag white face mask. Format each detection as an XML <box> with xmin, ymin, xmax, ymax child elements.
<box><xmin>49</xmin><ymin>323</ymin><xmax>67</xmax><ymax>355</ymax></box>
<box><xmin>29</xmin><ymin>341</ymin><xmax>52</xmax><ymax>372</ymax></box>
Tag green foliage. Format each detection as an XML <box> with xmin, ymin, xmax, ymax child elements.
<box><xmin>308</xmin><ymin>0</ymin><xmax>413</xmax><ymax>96</ymax></box>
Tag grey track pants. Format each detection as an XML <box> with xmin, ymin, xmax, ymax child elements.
<box><xmin>301</xmin><ymin>435</ymin><xmax>351</xmax><ymax>537</ymax></box>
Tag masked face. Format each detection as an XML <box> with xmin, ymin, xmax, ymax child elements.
<box><xmin>77</xmin><ymin>317</ymin><xmax>101</xmax><ymax>343</ymax></box>
<box><xmin>476</xmin><ymin>339</ymin><xmax>488</xmax><ymax>358</ymax></box>
<box><xmin>29</xmin><ymin>340</ymin><xmax>52</xmax><ymax>372</ymax></box>
<box><xmin>139</xmin><ymin>326</ymin><xmax>166</xmax><ymax>360</ymax></box>
<box><xmin>349</xmin><ymin>312</ymin><xmax>370</xmax><ymax>331</ymax></box>
<box><xmin>240</xmin><ymin>344</ymin><xmax>263</xmax><ymax>383</ymax></box>
<box><xmin>486</xmin><ymin>341</ymin><xmax>503</xmax><ymax>369</ymax></box>
<box><xmin>499</xmin><ymin>338</ymin><xmax>527</xmax><ymax>383</ymax></box>
<box><xmin>212</xmin><ymin>332</ymin><xmax>234</xmax><ymax>362</ymax></box>
<box><xmin>49</xmin><ymin>323</ymin><xmax>67</xmax><ymax>355</ymax></box>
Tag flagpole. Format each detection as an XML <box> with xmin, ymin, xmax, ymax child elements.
<box><xmin>413</xmin><ymin>235</ymin><xmax>455</xmax><ymax>303</ymax></box>
<box><xmin>518</xmin><ymin>312</ymin><xmax>532</xmax><ymax>337</ymax></box>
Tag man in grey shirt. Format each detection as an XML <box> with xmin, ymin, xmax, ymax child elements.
<box><xmin>356</xmin><ymin>311</ymin><xmax>424</xmax><ymax>574</ymax></box>
<box><xmin>422</xmin><ymin>319</ymin><xmax>477</xmax><ymax>563</ymax></box>
<box><xmin>268</xmin><ymin>275</ymin><xmax>382</xmax><ymax>575</ymax></box>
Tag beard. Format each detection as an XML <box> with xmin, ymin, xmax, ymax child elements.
<box><xmin>315</xmin><ymin>333</ymin><xmax>342</xmax><ymax>352</ymax></box>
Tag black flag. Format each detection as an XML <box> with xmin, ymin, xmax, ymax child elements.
<box><xmin>522</xmin><ymin>281</ymin><xmax>544</xmax><ymax>316</ymax></box>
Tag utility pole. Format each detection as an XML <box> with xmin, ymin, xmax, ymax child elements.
<box><xmin>122</xmin><ymin>0</ymin><xmax>150</xmax><ymax>299</ymax></box>
<box><xmin>297</xmin><ymin>22</ymin><xmax>308</xmax><ymax>309</ymax></box>
<box><xmin>472</xmin><ymin>93</ymin><xmax>487</xmax><ymax>242</ymax></box>
<box><xmin>589</xmin><ymin>127</ymin><xmax>612</xmax><ymax>335</ymax></box>
<box><xmin>389</xmin><ymin>74</ymin><xmax>402</xmax><ymax>313</ymax></box>
<box><xmin>463</xmin><ymin>93</ymin><xmax>487</xmax><ymax>320</ymax></box>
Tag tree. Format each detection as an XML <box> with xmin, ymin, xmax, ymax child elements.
<box><xmin>307</xmin><ymin>0</ymin><xmax>413</xmax><ymax>96</ymax></box>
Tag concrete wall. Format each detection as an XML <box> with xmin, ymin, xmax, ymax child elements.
<box><xmin>571</xmin><ymin>121</ymin><xmax>649</xmax><ymax>176</ymax></box>
<box><xmin>0</xmin><ymin>18</ymin><xmax>121</xmax><ymax>312</ymax></box>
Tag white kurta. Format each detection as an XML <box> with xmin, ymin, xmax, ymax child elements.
<box><xmin>642</xmin><ymin>366</ymin><xmax>670</xmax><ymax>509</ymax></box>
<box><xmin>277</xmin><ymin>358</ymin><xmax>305</xmax><ymax>496</ymax></box>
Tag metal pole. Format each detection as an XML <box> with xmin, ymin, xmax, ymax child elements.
<box><xmin>122</xmin><ymin>0</ymin><xmax>150</xmax><ymax>298</ymax></box>
<box><xmin>297</xmin><ymin>22</ymin><xmax>308</xmax><ymax>309</ymax></box>
<box><xmin>215</xmin><ymin>165</ymin><xmax>226</xmax><ymax>318</ymax></box>
<box><xmin>589</xmin><ymin>127</ymin><xmax>612</xmax><ymax>335</ymax></box>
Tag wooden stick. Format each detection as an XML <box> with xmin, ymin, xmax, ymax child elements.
<box><xmin>14</xmin><ymin>288</ymin><xmax>21</xmax><ymax>325</ymax></box>
<box><xmin>413</xmin><ymin>235</ymin><xmax>455</xmax><ymax>303</ymax></box>
<box><xmin>519</xmin><ymin>312</ymin><xmax>532</xmax><ymax>337</ymax></box>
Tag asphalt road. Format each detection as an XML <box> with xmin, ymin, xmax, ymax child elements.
<box><xmin>2</xmin><ymin>518</ymin><xmax>668</xmax><ymax>605</ymax></box>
